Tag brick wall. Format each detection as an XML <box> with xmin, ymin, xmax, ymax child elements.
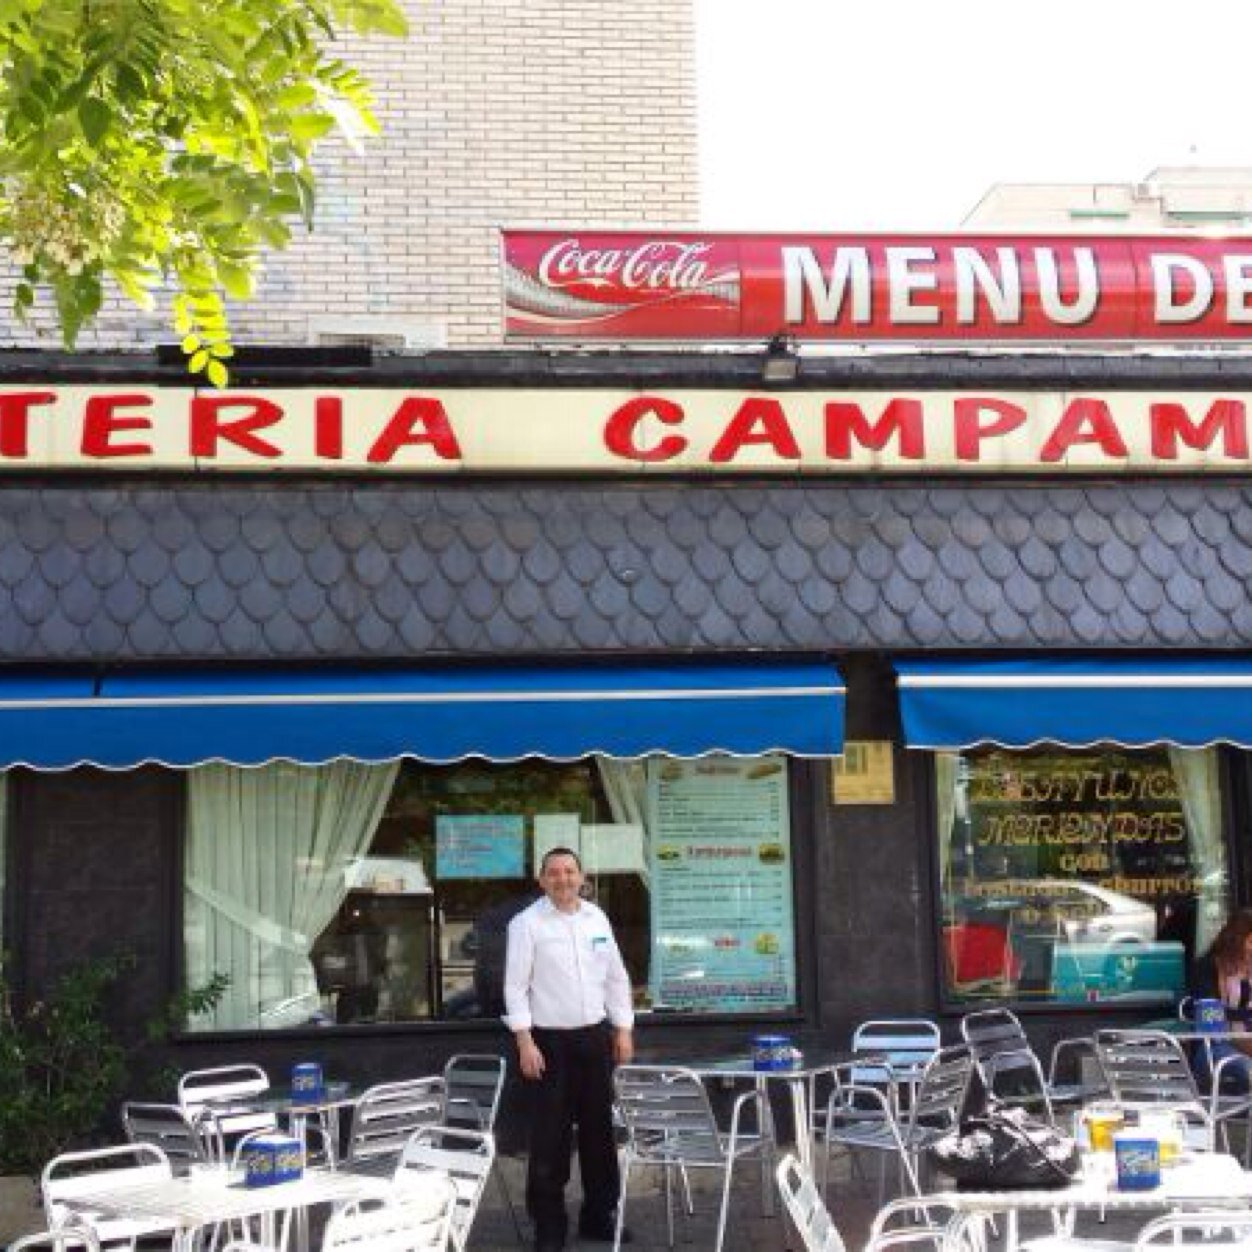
<box><xmin>0</xmin><ymin>0</ymin><xmax>698</xmax><ymax>351</ymax></box>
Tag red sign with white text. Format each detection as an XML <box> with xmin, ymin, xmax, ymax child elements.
<box><xmin>501</xmin><ymin>230</ymin><xmax>1252</xmax><ymax>342</ymax></box>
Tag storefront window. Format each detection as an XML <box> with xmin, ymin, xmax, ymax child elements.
<box><xmin>183</xmin><ymin>754</ymin><xmax>796</xmax><ymax>1030</ymax></box>
<box><xmin>938</xmin><ymin>747</ymin><xmax>1228</xmax><ymax>1006</ymax></box>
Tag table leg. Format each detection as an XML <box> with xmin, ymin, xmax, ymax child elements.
<box><xmin>787</xmin><ymin>1077</ymin><xmax>812</xmax><ymax>1172</ymax></box>
<box><xmin>757</xmin><ymin>1075</ymin><xmax>777</xmax><ymax>1218</ymax></box>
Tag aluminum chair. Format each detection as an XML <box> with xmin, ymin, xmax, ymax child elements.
<box><xmin>42</xmin><ymin>1143</ymin><xmax>175</xmax><ymax>1252</ymax></box>
<box><xmin>778</xmin><ymin>1157</ymin><xmax>957</xmax><ymax>1252</ymax></box>
<box><xmin>822</xmin><ymin>1043</ymin><xmax>972</xmax><ymax>1199</ymax></box>
<box><xmin>1093</xmin><ymin>1028</ymin><xmax>1250</xmax><ymax>1153</ymax></box>
<box><xmin>776</xmin><ymin>1154</ymin><xmax>846</xmax><ymax>1252</ymax></box>
<box><xmin>614</xmin><ymin>1063</ymin><xmax>772</xmax><ymax>1252</ymax></box>
<box><xmin>440</xmin><ymin>1053</ymin><xmax>521</xmax><ymax>1241</ymax></box>
<box><xmin>321</xmin><ymin>1179</ymin><xmax>456</xmax><ymax>1252</ymax></box>
<box><xmin>178</xmin><ymin>1063</ymin><xmax>277</xmax><ymax>1146</ymax></box>
<box><xmin>344</xmin><ymin>1077</ymin><xmax>446</xmax><ymax>1167</ymax></box>
<box><xmin>866</xmin><ymin>1195</ymin><xmax>962</xmax><ymax>1252</ymax></box>
<box><xmin>960</xmin><ymin>1009</ymin><xmax>1053</xmax><ymax>1118</ymax></box>
<box><xmin>849</xmin><ymin>1019</ymin><xmax>942</xmax><ymax>1102</ymax></box>
<box><xmin>394</xmin><ymin>1125</ymin><xmax>495</xmax><ymax>1252</ymax></box>
<box><xmin>441</xmin><ymin>1053</ymin><xmax>505</xmax><ymax>1131</ymax></box>
<box><xmin>122</xmin><ymin>1100</ymin><xmax>219</xmax><ymax>1173</ymax></box>
<box><xmin>961</xmin><ymin>1010</ymin><xmax>1104</xmax><ymax>1120</ymax></box>
<box><xmin>9</xmin><ymin>1231</ymin><xmax>102</xmax><ymax>1252</ymax></box>
<box><xmin>1136</xmin><ymin>1212</ymin><xmax>1252</xmax><ymax>1252</ymax></box>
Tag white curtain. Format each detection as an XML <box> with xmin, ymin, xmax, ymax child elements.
<box><xmin>595</xmin><ymin>757</ymin><xmax>648</xmax><ymax>831</ymax></box>
<box><xmin>185</xmin><ymin>760</ymin><xmax>400</xmax><ymax>1030</ymax></box>
<box><xmin>934</xmin><ymin>752</ymin><xmax>960</xmax><ymax>904</ymax></box>
<box><xmin>1168</xmin><ymin>747</ymin><xmax>1226</xmax><ymax>954</ymax></box>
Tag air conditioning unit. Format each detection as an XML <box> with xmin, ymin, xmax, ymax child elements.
<box><xmin>309</xmin><ymin>316</ymin><xmax>447</xmax><ymax>354</ymax></box>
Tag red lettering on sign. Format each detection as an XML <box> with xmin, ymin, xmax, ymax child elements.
<box><xmin>81</xmin><ymin>394</ymin><xmax>153</xmax><ymax>458</ymax></box>
<box><xmin>314</xmin><ymin>396</ymin><xmax>343</xmax><ymax>460</ymax></box>
<box><xmin>1039</xmin><ymin>397</ymin><xmax>1129</xmax><ymax>463</ymax></box>
<box><xmin>0</xmin><ymin>391</ymin><xmax>54</xmax><ymax>457</ymax></box>
<box><xmin>367</xmin><ymin>397</ymin><xmax>462</xmax><ymax>464</ymax></box>
<box><xmin>954</xmin><ymin>397</ymin><xmax>1027</xmax><ymax>460</ymax></box>
<box><xmin>603</xmin><ymin>396</ymin><xmax>687</xmax><ymax>462</ymax></box>
<box><xmin>824</xmin><ymin>398</ymin><xmax>924</xmax><ymax>459</ymax></box>
<box><xmin>191</xmin><ymin>396</ymin><xmax>283</xmax><ymax>459</ymax></box>
<box><xmin>708</xmin><ymin>397</ymin><xmax>801</xmax><ymax>463</ymax></box>
<box><xmin>1149</xmin><ymin>399</ymin><xmax>1249</xmax><ymax>460</ymax></box>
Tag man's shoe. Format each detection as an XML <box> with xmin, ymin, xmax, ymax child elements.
<box><xmin>577</xmin><ymin>1222</ymin><xmax>631</xmax><ymax>1244</ymax></box>
<box><xmin>536</xmin><ymin>1237</ymin><xmax>565</xmax><ymax>1252</ymax></box>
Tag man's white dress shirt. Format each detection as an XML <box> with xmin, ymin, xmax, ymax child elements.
<box><xmin>503</xmin><ymin>896</ymin><xmax>634</xmax><ymax>1032</ymax></box>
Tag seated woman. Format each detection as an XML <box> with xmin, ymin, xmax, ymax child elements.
<box><xmin>1188</xmin><ymin>908</ymin><xmax>1252</xmax><ymax>1092</ymax></box>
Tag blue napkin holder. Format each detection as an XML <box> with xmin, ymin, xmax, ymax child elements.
<box><xmin>1196</xmin><ymin>998</ymin><xmax>1226</xmax><ymax>1033</ymax></box>
<box><xmin>752</xmin><ymin>1034</ymin><xmax>794</xmax><ymax>1072</ymax></box>
<box><xmin>243</xmin><ymin>1135</ymin><xmax>303</xmax><ymax>1188</ymax></box>
<box><xmin>291</xmin><ymin>1061</ymin><xmax>324</xmax><ymax>1104</ymax></box>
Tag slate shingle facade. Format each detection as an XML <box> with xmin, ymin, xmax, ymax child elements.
<box><xmin>3</xmin><ymin>476</ymin><xmax>1251</xmax><ymax>663</ymax></box>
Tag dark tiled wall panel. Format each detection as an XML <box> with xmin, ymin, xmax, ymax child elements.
<box><xmin>0</xmin><ymin>479</ymin><xmax>1250</xmax><ymax>662</ymax></box>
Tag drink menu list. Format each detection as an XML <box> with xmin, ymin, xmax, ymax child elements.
<box><xmin>647</xmin><ymin>756</ymin><xmax>796</xmax><ymax>1012</ymax></box>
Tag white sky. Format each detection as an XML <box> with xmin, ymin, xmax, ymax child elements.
<box><xmin>697</xmin><ymin>0</ymin><xmax>1252</xmax><ymax>231</ymax></box>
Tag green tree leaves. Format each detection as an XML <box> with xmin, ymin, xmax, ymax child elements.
<box><xmin>0</xmin><ymin>0</ymin><xmax>407</xmax><ymax>383</ymax></box>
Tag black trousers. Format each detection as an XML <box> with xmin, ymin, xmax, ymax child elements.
<box><xmin>525</xmin><ymin>1022</ymin><xmax>620</xmax><ymax>1239</ymax></box>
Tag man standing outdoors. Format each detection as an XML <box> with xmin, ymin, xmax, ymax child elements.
<box><xmin>504</xmin><ymin>846</ymin><xmax>634</xmax><ymax>1252</ymax></box>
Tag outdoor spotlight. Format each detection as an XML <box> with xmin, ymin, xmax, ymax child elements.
<box><xmin>761</xmin><ymin>332</ymin><xmax>800</xmax><ymax>383</ymax></box>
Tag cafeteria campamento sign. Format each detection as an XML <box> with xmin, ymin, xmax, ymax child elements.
<box><xmin>4</xmin><ymin>385</ymin><xmax>1252</xmax><ymax>473</ymax></box>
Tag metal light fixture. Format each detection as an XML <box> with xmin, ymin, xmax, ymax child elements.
<box><xmin>760</xmin><ymin>332</ymin><xmax>800</xmax><ymax>383</ymax></box>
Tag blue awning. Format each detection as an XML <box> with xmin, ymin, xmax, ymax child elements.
<box><xmin>895</xmin><ymin>657</ymin><xmax>1252</xmax><ymax>750</ymax></box>
<box><xmin>0</xmin><ymin>660</ymin><xmax>845</xmax><ymax>769</ymax></box>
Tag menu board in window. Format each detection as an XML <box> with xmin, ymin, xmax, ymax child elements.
<box><xmin>647</xmin><ymin>756</ymin><xmax>796</xmax><ymax>1012</ymax></box>
<box><xmin>435</xmin><ymin>814</ymin><xmax>525</xmax><ymax>880</ymax></box>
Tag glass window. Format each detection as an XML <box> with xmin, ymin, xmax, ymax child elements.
<box><xmin>183</xmin><ymin>753</ymin><xmax>797</xmax><ymax>1030</ymax></box>
<box><xmin>937</xmin><ymin>747</ymin><xmax>1228</xmax><ymax>1006</ymax></box>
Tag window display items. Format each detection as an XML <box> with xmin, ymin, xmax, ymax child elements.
<box><xmin>937</xmin><ymin>747</ymin><xmax>1228</xmax><ymax>1005</ymax></box>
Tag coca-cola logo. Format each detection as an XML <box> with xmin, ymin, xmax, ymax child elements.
<box><xmin>537</xmin><ymin>237</ymin><xmax>715</xmax><ymax>292</ymax></box>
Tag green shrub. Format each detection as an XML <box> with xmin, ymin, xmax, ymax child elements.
<box><xmin>0</xmin><ymin>953</ymin><xmax>227</xmax><ymax>1175</ymax></box>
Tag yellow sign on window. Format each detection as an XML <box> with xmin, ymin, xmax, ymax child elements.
<box><xmin>831</xmin><ymin>741</ymin><xmax>895</xmax><ymax>805</ymax></box>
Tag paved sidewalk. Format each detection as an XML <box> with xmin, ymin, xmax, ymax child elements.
<box><xmin>469</xmin><ymin>1152</ymin><xmax>1164</xmax><ymax>1252</ymax></box>
<box><xmin>468</xmin><ymin>1151</ymin><xmax>875</xmax><ymax>1251</ymax></box>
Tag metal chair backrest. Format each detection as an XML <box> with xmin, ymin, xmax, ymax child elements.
<box><xmin>41</xmin><ymin>1144</ymin><xmax>173</xmax><ymax>1243</ymax></box>
<box><xmin>177</xmin><ymin>1063</ymin><xmax>275</xmax><ymax>1139</ymax></box>
<box><xmin>395</xmin><ymin>1125</ymin><xmax>495</xmax><ymax>1252</ymax></box>
<box><xmin>959</xmin><ymin>1008</ymin><xmax>1035</xmax><ymax>1071</ymax></box>
<box><xmin>442</xmin><ymin>1053</ymin><xmax>505</xmax><ymax>1131</ymax></box>
<box><xmin>346</xmin><ymin>1077</ymin><xmax>446</xmax><ymax>1165</ymax></box>
<box><xmin>1136</xmin><ymin>1212</ymin><xmax>1252</xmax><ymax>1252</ymax></box>
<box><xmin>122</xmin><ymin>1101</ymin><xmax>215</xmax><ymax>1173</ymax></box>
<box><xmin>614</xmin><ymin>1064</ymin><xmax>724</xmax><ymax>1163</ymax></box>
<box><xmin>906</xmin><ymin>1044</ymin><xmax>973</xmax><ymax>1134</ymax></box>
<box><xmin>9</xmin><ymin>1232</ymin><xmax>102</xmax><ymax>1252</ymax></box>
<box><xmin>776</xmin><ymin>1154</ymin><xmax>845</xmax><ymax>1252</ymax></box>
<box><xmin>322</xmin><ymin>1180</ymin><xmax>455</xmax><ymax>1252</ymax></box>
<box><xmin>851</xmin><ymin>1019</ymin><xmax>941</xmax><ymax>1088</ymax></box>
<box><xmin>1094</xmin><ymin>1029</ymin><xmax>1205</xmax><ymax>1109</ymax></box>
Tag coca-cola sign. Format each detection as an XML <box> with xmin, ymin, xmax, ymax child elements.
<box><xmin>502</xmin><ymin>229</ymin><xmax>1252</xmax><ymax>342</ymax></box>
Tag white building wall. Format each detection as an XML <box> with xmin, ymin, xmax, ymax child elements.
<box><xmin>0</xmin><ymin>0</ymin><xmax>698</xmax><ymax>351</ymax></box>
<box><xmin>965</xmin><ymin>166</ymin><xmax>1252</xmax><ymax>232</ymax></box>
